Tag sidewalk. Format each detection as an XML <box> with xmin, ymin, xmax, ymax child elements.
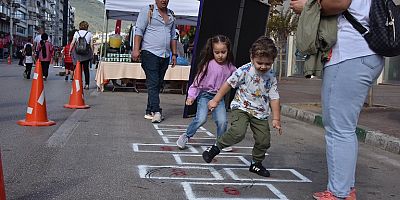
<box><xmin>278</xmin><ymin>77</ymin><xmax>400</xmax><ymax>154</ymax></box>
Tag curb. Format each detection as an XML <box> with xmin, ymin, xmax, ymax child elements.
<box><xmin>281</xmin><ymin>104</ymin><xmax>400</xmax><ymax>154</ymax></box>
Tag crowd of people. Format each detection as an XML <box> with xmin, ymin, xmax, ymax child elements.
<box><xmin>19</xmin><ymin>21</ymin><xmax>96</xmax><ymax>90</ymax></box>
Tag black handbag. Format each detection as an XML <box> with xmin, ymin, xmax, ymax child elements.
<box><xmin>343</xmin><ymin>0</ymin><xmax>400</xmax><ymax>57</ymax></box>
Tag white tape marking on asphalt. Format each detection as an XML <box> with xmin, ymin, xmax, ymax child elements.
<box><xmin>224</xmin><ymin>168</ymin><xmax>312</xmax><ymax>183</ymax></box>
<box><xmin>46</xmin><ymin>109</ymin><xmax>88</xmax><ymax>148</ymax></box>
<box><xmin>37</xmin><ymin>90</ymin><xmax>45</xmax><ymax>105</ymax></box>
<box><xmin>75</xmin><ymin>80</ymin><xmax>80</xmax><ymax>92</ymax></box>
<box><xmin>27</xmin><ymin>107</ymin><xmax>33</xmax><ymax>114</ymax></box>
<box><xmin>172</xmin><ymin>154</ymin><xmax>251</xmax><ymax>166</ymax></box>
<box><xmin>200</xmin><ymin>146</ymin><xmax>269</xmax><ymax>156</ymax></box>
<box><xmin>181</xmin><ymin>182</ymin><xmax>288</xmax><ymax>200</ymax></box>
<box><xmin>33</xmin><ymin>73</ymin><xmax>38</xmax><ymax>79</ymax></box>
<box><xmin>131</xmin><ymin>143</ymin><xmax>199</xmax><ymax>154</ymax></box>
<box><xmin>137</xmin><ymin>165</ymin><xmax>223</xmax><ymax>181</ymax></box>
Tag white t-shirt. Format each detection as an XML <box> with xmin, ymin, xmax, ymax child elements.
<box><xmin>34</xmin><ymin>34</ymin><xmax>42</xmax><ymax>44</ymax></box>
<box><xmin>326</xmin><ymin>0</ymin><xmax>375</xmax><ymax>66</ymax></box>
<box><xmin>73</xmin><ymin>30</ymin><xmax>92</xmax><ymax>44</ymax></box>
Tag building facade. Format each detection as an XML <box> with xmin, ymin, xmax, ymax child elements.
<box><xmin>0</xmin><ymin>0</ymin><xmax>75</xmax><ymax>58</ymax></box>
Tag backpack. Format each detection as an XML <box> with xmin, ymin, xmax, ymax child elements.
<box><xmin>343</xmin><ymin>0</ymin><xmax>400</xmax><ymax>57</ymax></box>
<box><xmin>75</xmin><ymin>31</ymin><xmax>90</xmax><ymax>55</ymax></box>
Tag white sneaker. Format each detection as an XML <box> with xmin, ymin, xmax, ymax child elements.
<box><xmin>151</xmin><ymin>112</ymin><xmax>162</xmax><ymax>123</ymax></box>
<box><xmin>144</xmin><ymin>113</ymin><xmax>153</xmax><ymax>120</ymax></box>
<box><xmin>176</xmin><ymin>133</ymin><xmax>189</xmax><ymax>149</ymax></box>
<box><xmin>221</xmin><ymin>147</ymin><xmax>233</xmax><ymax>152</ymax></box>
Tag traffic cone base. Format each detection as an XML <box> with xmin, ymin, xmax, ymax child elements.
<box><xmin>64</xmin><ymin>104</ymin><xmax>90</xmax><ymax>109</ymax></box>
<box><xmin>17</xmin><ymin>119</ymin><xmax>56</xmax><ymax>126</ymax></box>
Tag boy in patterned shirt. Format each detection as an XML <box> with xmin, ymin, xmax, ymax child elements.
<box><xmin>203</xmin><ymin>36</ymin><xmax>282</xmax><ymax>177</ymax></box>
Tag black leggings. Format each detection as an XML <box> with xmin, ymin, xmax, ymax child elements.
<box><xmin>41</xmin><ymin>61</ymin><xmax>50</xmax><ymax>78</ymax></box>
<box><xmin>25</xmin><ymin>63</ymin><xmax>33</xmax><ymax>78</ymax></box>
<box><xmin>80</xmin><ymin>60</ymin><xmax>90</xmax><ymax>85</ymax></box>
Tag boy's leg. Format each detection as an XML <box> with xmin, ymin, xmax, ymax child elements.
<box><xmin>211</xmin><ymin>98</ymin><xmax>227</xmax><ymax>138</ymax></box>
<box><xmin>217</xmin><ymin>109</ymin><xmax>249</xmax><ymax>149</ymax></box>
<box><xmin>203</xmin><ymin>109</ymin><xmax>249</xmax><ymax>163</ymax></box>
<box><xmin>249</xmin><ymin>117</ymin><xmax>271</xmax><ymax>162</ymax></box>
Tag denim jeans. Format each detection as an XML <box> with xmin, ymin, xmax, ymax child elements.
<box><xmin>185</xmin><ymin>92</ymin><xmax>227</xmax><ymax>138</ymax></box>
<box><xmin>141</xmin><ymin>50</ymin><xmax>169</xmax><ymax>114</ymax></box>
<box><xmin>322</xmin><ymin>55</ymin><xmax>383</xmax><ymax>198</ymax></box>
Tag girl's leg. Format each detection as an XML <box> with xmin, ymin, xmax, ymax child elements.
<box><xmin>81</xmin><ymin>60</ymin><xmax>90</xmax><ymax>85</ymax></box>
<box><xmin>185</xmin><ymin>93</ymin><xmax>210</xmax><ymax>138</ymax></box>
<box><xmin>26</xmin><ymin>63</ymin><xmax>32</xmax><ymax>79</ymax></box>
<box><xmin>211</xmin><ymin>99</ymin><xmax>227</xmax><ymax>138</ymax></box>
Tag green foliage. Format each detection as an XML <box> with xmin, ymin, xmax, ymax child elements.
<box><xmin>266</xmin><ymin>1</ymin><xmax>299</xmax><ymax>45</ymax></box>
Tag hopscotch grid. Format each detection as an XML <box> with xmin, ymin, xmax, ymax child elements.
<box><xmin>181</xmin><ymin>182</ymin><xmax>288</xmax><ymax>200</ymax></box>
<box><xmin>172</xmin><ymin>154</ymin><xmax>251</xmax><ymax>166</ymax></box>
<box><xmin>132</xmin><ymin>143</ymin><xmax>199</xmax><ymax>154</ymax></box>
<box><xmin>135</xmin><ymin>124</ymin><xmax>312</xmax><ymax>199</ymax></box>
<box><xmin>224</xmin><ymin>168</ymin><xmax>312</xmax><ymax>183</ymax></box>
<box><xmin>200</xmin><ymin>146</ymin><xmax>269</xmax><ymax>156</ymax></box>
<box><xmin>162</xmin><ymin>136</ymin><xmax>215</xmax><ymax>146</ymax></box>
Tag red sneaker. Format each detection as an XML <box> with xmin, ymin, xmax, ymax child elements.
<box><xmin>313</xmin><ymin>189</ymin><xmax>356</xmax><ymax>200</ymax></box>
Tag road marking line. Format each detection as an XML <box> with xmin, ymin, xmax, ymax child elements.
<box><xmin>181</xmin><ymin>182</ymin><xmax>288</xmax><ymax>200</ymax></box>
<box><xmin>46</xmin><ymin>109</ymin><xmax>87</xmax><ymax>148</ymax></box>
<box><xmin>224</xmin><ymin>168</ymin><xmax>312</xmax><ymax>183</ymax></box>
<box><xmin>131</xmin><ymin>143</ymin><xmax>199</xmax><ymax>154</ymax></box>
<box><xmin>172</xmin><ymin>154</ymin><xmax>251</xmax><ymax>166</ymax></box>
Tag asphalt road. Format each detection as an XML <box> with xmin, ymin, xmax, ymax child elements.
<box><xmin>0</xmin><ymin>63</ymin><xmax>399</xmax><ymax>200</ymax></box>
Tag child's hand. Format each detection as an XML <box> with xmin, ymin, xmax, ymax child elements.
<box><xmin>208</xmin><ymin>99</ymin><xmax>218</xmax><ymax>111</ymax></box>
<box><xmin>272</xmin><ymin>119</ymin><xmax>282</xmax><ymax>135</ymax></box>
<box><xmin>186</xmin><ymin>98</ymin><xmax>194</xmax><ymax>105</ymax></box>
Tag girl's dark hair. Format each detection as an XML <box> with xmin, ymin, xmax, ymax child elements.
<box><xmin>195</xmin><ymin>35</ymin><xmax>234</xmax><ymax>85</ymax></box>
<box><xmin>249</xmin><ymin>36</ymin><xmax>278</xmax><ymax>60</ymax></box>
<box><xmin>25</xmin><ymin>44</ymin><xmax>32</xmax><ymax>56</ymax></box>
<box><xmin>40</xmin><ymin>33</ymin><xmax>49</xmax><ymax>58</ymax></box>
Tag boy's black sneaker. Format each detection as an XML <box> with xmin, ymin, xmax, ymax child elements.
<box><xmin>249</xmin><ymin>162</ymin><xmax>270</xmax><ymax>177</ymax></box>
<box><xmin>202</xmin><ymin>145</ymin><xmax>220</xmax><ymax>163</ymax></box>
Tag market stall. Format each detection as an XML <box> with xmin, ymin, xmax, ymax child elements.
<box><xmin>95</xmin><ymin>0</ymin><xmax>200</xmax><ymax>92</ymax></box>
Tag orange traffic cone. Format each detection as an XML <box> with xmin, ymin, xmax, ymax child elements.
<box><xmin>7</xmin><ymin>55</ymin><xmax>11</xmax><ymax>65</ymax></box>
<box><xmin>17</xmin><ymin>60</ymin><xmax>55</xmax><ymax>126</ymax></box>
<box><xmin>64</xmin><ymin>61</ymin><xmax>90</xmax><ymax>109</ymax></box>
<box><xmin>0</xmin><ymin>149</ymin><xmax>6</xmax><ymax>200</ymax></box>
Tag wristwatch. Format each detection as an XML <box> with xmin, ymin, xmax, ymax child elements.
<box><xmin>172</xmin><ymin>53</ymin><xmax>178</xmax><ymax>57</ymax></box>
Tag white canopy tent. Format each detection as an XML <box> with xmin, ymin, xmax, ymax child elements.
<box><xmin>105</xmin><ymin>0</ymin><xmax>200</xmax><ymax>26</ymax></box>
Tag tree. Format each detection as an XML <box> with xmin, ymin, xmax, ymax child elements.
<box><xmin>266</xmin><ymin>2</ymin><xmax>299</xmax><ymax>80</ymax></box>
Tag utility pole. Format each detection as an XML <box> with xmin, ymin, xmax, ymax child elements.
<box><xmin>63</xmin><ymin>0</ymin><xmax>68</xmax><ymax>46</ymax></box>
<box><xmin>8</xmin><ymin>0</ymin><xmax>13</xmax><ymax>64</ymax></box>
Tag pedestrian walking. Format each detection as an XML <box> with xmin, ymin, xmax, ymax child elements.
<box><xmin>69</xmin><ymin>21</ymin><xmax>93</xmax><ymax>90</ymax></box>
<box><xmin>131</xmin><ymin>0</ymin><xmax>178</xmax><ymax>123</ymax></box>
<box><xmin>33</xmin><ymin>27</ymin><xmax>46</xmax><ymax>59</ymax></box>
<box><xmin>290</xmin><ymin>0</ymin><xmax>384</xmax><ymax>199</ymax></box>
<box><xmin>63</xmin><ymin>30</ymin><xmax>75</xmax><ymax>81</ymax></box>
<box><xmin>23</xmin><ymin>43</ymin><xmax>34</xmax><ymax>79</ymax></box>
<box><xmin>202</xmin><ymin>36</ymin><xmax>282</xmax><ymax>177</ymax></box>
<box><xmin>176</xmin><ymin>35</ymin><xmax>236</xmax><ymax>150</ymax></box>
<box><xmin>36</xmin><ymin>33</ymin><xmax>53</xmax><ymax>81</ymax></box>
